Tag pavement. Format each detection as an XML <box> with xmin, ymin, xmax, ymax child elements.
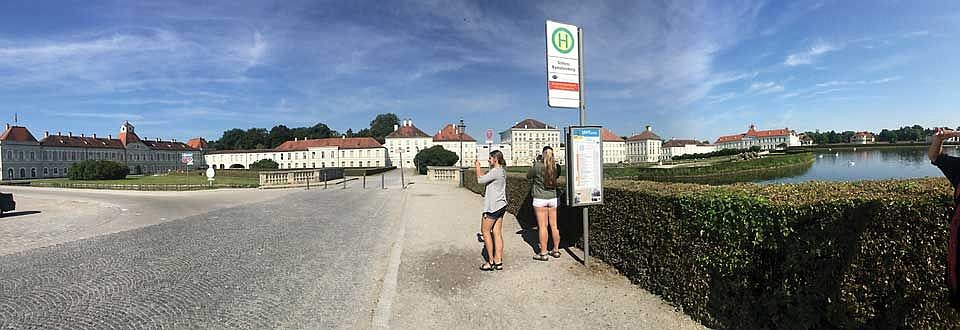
<box><xmin>389</xmin><ymin>180</ymin><xmax>704</xmax><ymax>329</ymax></box>
<box><xmin>0</xmin><ymin>169</ymin><xmax>704</xmax><ymax>329</ymax></box>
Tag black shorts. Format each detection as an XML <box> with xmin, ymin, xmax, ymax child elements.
<box><xmin>483</xmin><ymin>206</ymin><xmax>507</xmax><ymax>220</ymax></box>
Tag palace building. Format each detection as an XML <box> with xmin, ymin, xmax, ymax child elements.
<box><xmin>715</xmin><ymin>124</ymin><xmax>801</xmax><ymax>150</ymax></box>
<box><xmin>204</xmin><ymin>136</ymin><xmax>386</xmax><ymax>170</ymax></box>
<box><xmin>626</xmin><ymin>125</ymin><xmax>664</xmax><ymax>163</ymax></box>
<box><xmin>432</xmin><ymin>123</ymin><xmax>477</xmax><ymax>166</ymax></box>
<box><xmin>0</xmin><ymin>121</ymin><xmax>204</xmax><ymax>180</ymax></box>
<box><xmin>499</xmin><ymin>118</ymin><xmax>565</xmax><ymax>166</ymax></box>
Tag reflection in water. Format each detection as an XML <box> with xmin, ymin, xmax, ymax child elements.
<box><xmin>762</xmin><ymin>146</ymin><xmax>960</xmax><ymax>184</ymax></box>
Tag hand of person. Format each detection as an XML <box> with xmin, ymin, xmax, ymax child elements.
<box><xmin>474</xmin><ymin>160</ymin><xmax>481</xmax><ymax>167</ymax></box>
<box><xmin>935</xmin><ymin>128</ymin><xmax>960</xmax><ymax>141</ymax></box>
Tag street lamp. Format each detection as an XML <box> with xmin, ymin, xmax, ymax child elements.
<box><xmin>457</xmin><ymin>118</ymin><xmax>467</xmax><ymax>187</ymax></box>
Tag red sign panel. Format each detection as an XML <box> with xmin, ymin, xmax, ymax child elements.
<box><xmin>548</xmin><ymin>81</ymin><xmax>580</xmax><ymax>91</ymax></box>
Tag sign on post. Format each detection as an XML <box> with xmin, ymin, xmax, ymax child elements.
<box><xmin>566</xmin><ymin>126</ymin><xmax>603</xmax><ymax>206</ymax></box>
<box><xmin>485</xmin><ymin>129</ymin><xmax>494</xmax><ymax>144</ymax></box>
<box><xmin>181</xmin><ymin>152</ymin><xmax>194</xmax><ymax>166</ymax></box>
<box><xmin>546</xmin><ymin>20</ymin><xmax>580</xmax><ymax>109</ymax></box>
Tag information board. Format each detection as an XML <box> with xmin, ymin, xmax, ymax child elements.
<box><xmin>565</xmin><ymin>126</ymin><xmax>603</xmax><ymax>206</ymax></box>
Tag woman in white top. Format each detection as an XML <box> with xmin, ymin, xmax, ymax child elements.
<box><xmin>475</xmin><ymin>150</ymin><xmax>508</xmax><ymax>271</ymax></box>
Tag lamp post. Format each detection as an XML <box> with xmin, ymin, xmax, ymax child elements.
<box><xmin>457</xmin><ymin>119</ymin><xmax>467</xmax><ymax>187</ymax></box>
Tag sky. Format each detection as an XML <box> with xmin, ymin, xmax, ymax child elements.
<box><xmin>0</xmin><ymin>0</ymin><xmax>958</xmax><ymax>143</ymax></box>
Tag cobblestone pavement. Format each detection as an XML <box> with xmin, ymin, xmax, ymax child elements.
<box><xmin>0</xmin><ymin>182</ymin><xmax>404</xmax><ymax>329</ymax></box>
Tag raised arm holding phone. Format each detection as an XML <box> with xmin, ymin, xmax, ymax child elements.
<box><xmin>930</xmin><ymin>128</ymin><xmax>960</xmax><ymax>308</ymax></box>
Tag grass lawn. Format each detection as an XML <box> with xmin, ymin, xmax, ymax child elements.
<box><xmin>33</xmin><ymin>174</ymin><xmax>259</xmax><ymax>187</ymax></box>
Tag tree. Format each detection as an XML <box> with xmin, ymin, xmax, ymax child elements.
<box><xmin>250</xmin><ymin>159</ymin><xmax>279</xmax><ymax>170</ymax></box>
<box><xmin>368</xmin><ymin>113</ymin><xmax>400</xmax><ymax>143</ymax></box>
<box><xmin>413</xmin><ymin>145</ymin><xmax>459</xmax><ymax>175</ymax></box>
<box><xmin>269</xmin><ymin>125</ymin><xmax>292</xmax><ymax>148</ymax></box>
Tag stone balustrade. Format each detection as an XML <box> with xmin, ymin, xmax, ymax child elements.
<box><xmin>258</xmin><ymin>168</ymin><xmax>344</xmax><ymax>188</ymax></box>
<box><xmin>427</xmin><ymin>166</ymin><xmax>462</xmax><ymax>184</ymax></box>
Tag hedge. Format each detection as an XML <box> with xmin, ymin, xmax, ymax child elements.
<box><xmin>605</xmin><ymin>153</ymin><xmax>814</xmax><ymax>179</ymax></box>
<box><xmin>67</xmin><ymin>160</ymin><xmax>129</xmax><ymax>180</ymax></box>
<box><xmin>463</xmin><ymin>169</ymin><xmax>959</xmax><ymax>329</ymax></box>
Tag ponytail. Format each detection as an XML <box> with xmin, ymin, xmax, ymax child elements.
<box><xmin>543</xmin><ymin>148</ymin><xmax>557</xmax><ymax>188</ymax></box>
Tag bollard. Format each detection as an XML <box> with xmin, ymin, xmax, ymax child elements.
<box><xmin>381</xmin><ymin>173</ymin><xmax>385</xmax><ymax>189</ymax></box>
<box><xmin>324</xmin><ymin>172</ymin><xmax>328</xmax><ymax>189</ymax></box>
<box><xmin>306</xmin><ymin>176</ymin><xmax>310</xmax><ymax>190</ymax></box>
<box><xmin>363</xmin><ymin>173</ymin><xmax>366</xmax><ymax>189</ymax></box>
<box><xmin>342</xmin><ymin>176</ymin><xmax>346</xmax><ymax>189</ymax></box>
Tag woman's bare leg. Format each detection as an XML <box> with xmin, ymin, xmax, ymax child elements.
<box><xmin>535</xmin><ymin>207</ymin><xmax>549</xmax><ymax>254</ymax></box>
<box><xmin>481</xmin><ymin>218</ymin><xmax>495</xmax><ymax>265</ymax></box>
<box><xmin>548</xmin><ymin>207</ymin><xmax>560</xmax><ymax>253</ymax></box>
<box><xmin>493</xmin><ymin>217</ymin><xmax>504</xmax><ymax>264</ymax></box>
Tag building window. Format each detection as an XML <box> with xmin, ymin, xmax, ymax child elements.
<box><xmin>43</xmin><ymin>168</ymin><xmax>48</xmax><ymax>176</ymax></box>
<box><xmin>19</xmin><ymin>168</ymin><xmax>25</xmax><ymax>178</ymax></box>
<box><xmin>53</xmin><ymin>168</ymin><xmax>59</xmax><ymax>175</ymax></box>
<box><xmin>18</xmin><ymin>151</ymin><xmax>23</xmax><ymax>160</ymax></box>
<box><xmin>6</xmin><ymin>168</ymin><xmax>11</xmax><ymax>179</ymax></box>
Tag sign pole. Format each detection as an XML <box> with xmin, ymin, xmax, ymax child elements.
<box><xmin>577</xmin><ymin>26</ymin><xmax>589</xmax><ymax>268</ymax></box>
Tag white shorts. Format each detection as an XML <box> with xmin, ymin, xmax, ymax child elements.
<box><xmin>532</xmin><ymin>198</ymin><xmax>558</xmax><ymax>208</ymax></box>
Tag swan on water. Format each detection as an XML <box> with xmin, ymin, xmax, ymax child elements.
<box><xmin>848</xmin><ymin>160</ymin><xmax>856</xmax><ymax>167</ymax></box>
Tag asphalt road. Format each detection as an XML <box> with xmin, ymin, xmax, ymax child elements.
<box><xmin>0</xmin><ymin>170</ymin><xmax>409</xmax><ymax>329</ymax></box>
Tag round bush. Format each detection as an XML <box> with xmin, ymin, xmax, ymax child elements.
<box><xmin>413</xmin><ymin>145</ymin><xmax>459</xmax><ymax>174</ymax></box>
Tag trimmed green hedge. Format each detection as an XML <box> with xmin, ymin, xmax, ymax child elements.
<box><xmin>464</xmin><ymin>170</ymin><xmax>959</xmax><ymax>329</ymax></box>
<box><xmin>67</xmin><ymin>160</ymin><xmax>129</xmax><ymax>180</ymax></box>
<box><xmin>605</xmin><ymin>153</ymin><xmax>814</xmax><ymax>179</ymax></box>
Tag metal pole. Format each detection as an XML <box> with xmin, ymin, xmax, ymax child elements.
<box><xmin>381</xmin><ymin>173</ymin><xmax>385</xmax><ymax>189</ymax></box>
<box><xmin>578</xmin><ymin>26</ymin><xmax>589</xmax><ymax>268</ymax></box>
<box><xmin>363</xmin><ymin>173</ymin><xmax>366</xmax><ymax>189</ymax></box>
<box><xmin>399</xmin><ymin>150</ymin><xmax>405</xmax><ymax>189</ymax></box>
<box><xmin>324</xmin><ymin>171</ymin><xmax>328</xmax><ymax>189</ymax></box>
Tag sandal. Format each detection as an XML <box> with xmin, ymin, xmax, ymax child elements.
<box><xmin>494</xmin><ymin>262</ymin><xmax>503</xmax><ymax>271</ymax></box>
<box><xmin>479</xmin><ymin>262</ymin><xmax>494</xmax><ymax>271</ymax></box>
<box><xmin>549</xmin><ymin>251</ymin><xmax>562</xmax><ymax>258</ymax></box>
<box><xmin>533</xmin><ymin>254</ymin><xmax>549</xmax><ymax>261</ymax></box>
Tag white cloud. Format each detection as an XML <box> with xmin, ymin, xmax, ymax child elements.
<box><xmin>748</xmin><ymin>81</ymin><xmax>784</xmax><ymax>94</ymax></box>
<box><xmin>815</xmin><ymin>76</ymin><xmax>902</xmax><ymax>87</ymax></box>
<box><xmin>785</xmin><ymin>42</ymin><xmax>838</xmax><ymax>66</ymax></box>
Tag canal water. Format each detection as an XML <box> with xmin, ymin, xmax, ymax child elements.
<box><xmin>761</xmin><ymin>146</ymin><xmax>960</xmax><ymax>184</ymax></box>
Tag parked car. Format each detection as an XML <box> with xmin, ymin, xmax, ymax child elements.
<box><xmin>0</xmin><ymin>193</ymin><xmax>14</xmax><ymax>217</ymax></box>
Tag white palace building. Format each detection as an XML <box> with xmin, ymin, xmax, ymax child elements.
<box><xmin>204</xmin><ymin>136</ymin><xmax>387</xmax><ymax>170</ymax></box>
<box><xmin>715</xmin><ymin>124</ymin><xmax>802</xmax><ymax>150</ymax></box>
<box><xmin>0</xmin><ymin>121</ymin><xmax>206</xmax><ymax>180</ymax></box>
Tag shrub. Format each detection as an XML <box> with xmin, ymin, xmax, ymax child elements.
<box><xmin>67</xmin><ymin>160</ymin><xmax>130</xmax><ymax>180</ymax></box>
<box><xmin>250</xmin><ymin>159</ymin><xmax>279</xmax><ymax>170</ymax></box>
<box><xmin>413</xmin><ymin>145</ymin><xmax>458</xmax><ymax>174</ymax></box>
<box><xmin>462</xmin><ymin>170</ymin><xmax>960</xmax><ymax>329</ymax></box>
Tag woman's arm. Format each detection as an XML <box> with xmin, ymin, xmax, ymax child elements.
<box><xmin>930</xmin><ymin>129</ymin><xmax>960</xmax><ymax>162</ymax></box>
<box><xmin>475</xmin><ymin>160</ymin><xmax>490</xmax><ymax>184</ymax></box>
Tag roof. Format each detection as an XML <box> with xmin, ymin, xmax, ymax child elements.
<box><xmin>206</xmin><ymin>149</ymin><xmax>276</xmax><ymax>155</ymax></box>
<box><xmin>40</xmin><ymin>135</ymin><xmax>126</xmax><ymax>149</ymax></box>
<box><xmin>119</xmin><ymin>131</ymin><xmax>141</xmax><ymax>145</ymax></box>
<box><xmin>385</xmin><ymin>125</ymin><xmax>431</xmax><ymax>139</ymax></box>
<box><xmin>142</xmin><ymin>140</ymin><xmax>198</xmax><ymax>151</ymax></box>
<box><xmin>433</xmin><ymin>124</ymin><xmax>477</xmax><ymax>142</ymax></box>
<box><xmin>715</xmin><ymin>125</ymin><xmax>795</xmax><ymax>144</ymax></box>
<box><xmin>187</xmin><ymin>138</ymin><xmax>208</xmax><ymax>149</ymax></box>
<box><xmin>601</xmin><ymin>128</ymin><xmax>624</xmax><ymax>142</ymax></box>
<box><xmin>0</xmin><ymin>126</ymin><xmax>38</xmax><ymax>143</ymax></box>
<box><xmin>627</xmin><ymin>128</ymin><xmax>662</xmax><ymax>141</ymax></box>
<box><xmin>274</xmin><ymin>137</ymin><xmax>384</xmax><ymax>151</ymax></box>
<box><xmin>662</xmin><ymin>139</ymin><xmax>702</xmax><ymax>148</ymax></box>
<box><xmin>853</xmin><ymin>131</ymin><xmax>875</xmax><ymax>137</ymax></box>
<box><xmin>510</xmin><ymin>118</ymin><xmax>555</xmax><ymax>130</ymax></box>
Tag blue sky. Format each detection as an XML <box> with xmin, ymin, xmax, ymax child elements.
<box><xmin>0</xmin><ymin>0</ymin><xmax>958</xmax><ymax>143</ymax></box>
